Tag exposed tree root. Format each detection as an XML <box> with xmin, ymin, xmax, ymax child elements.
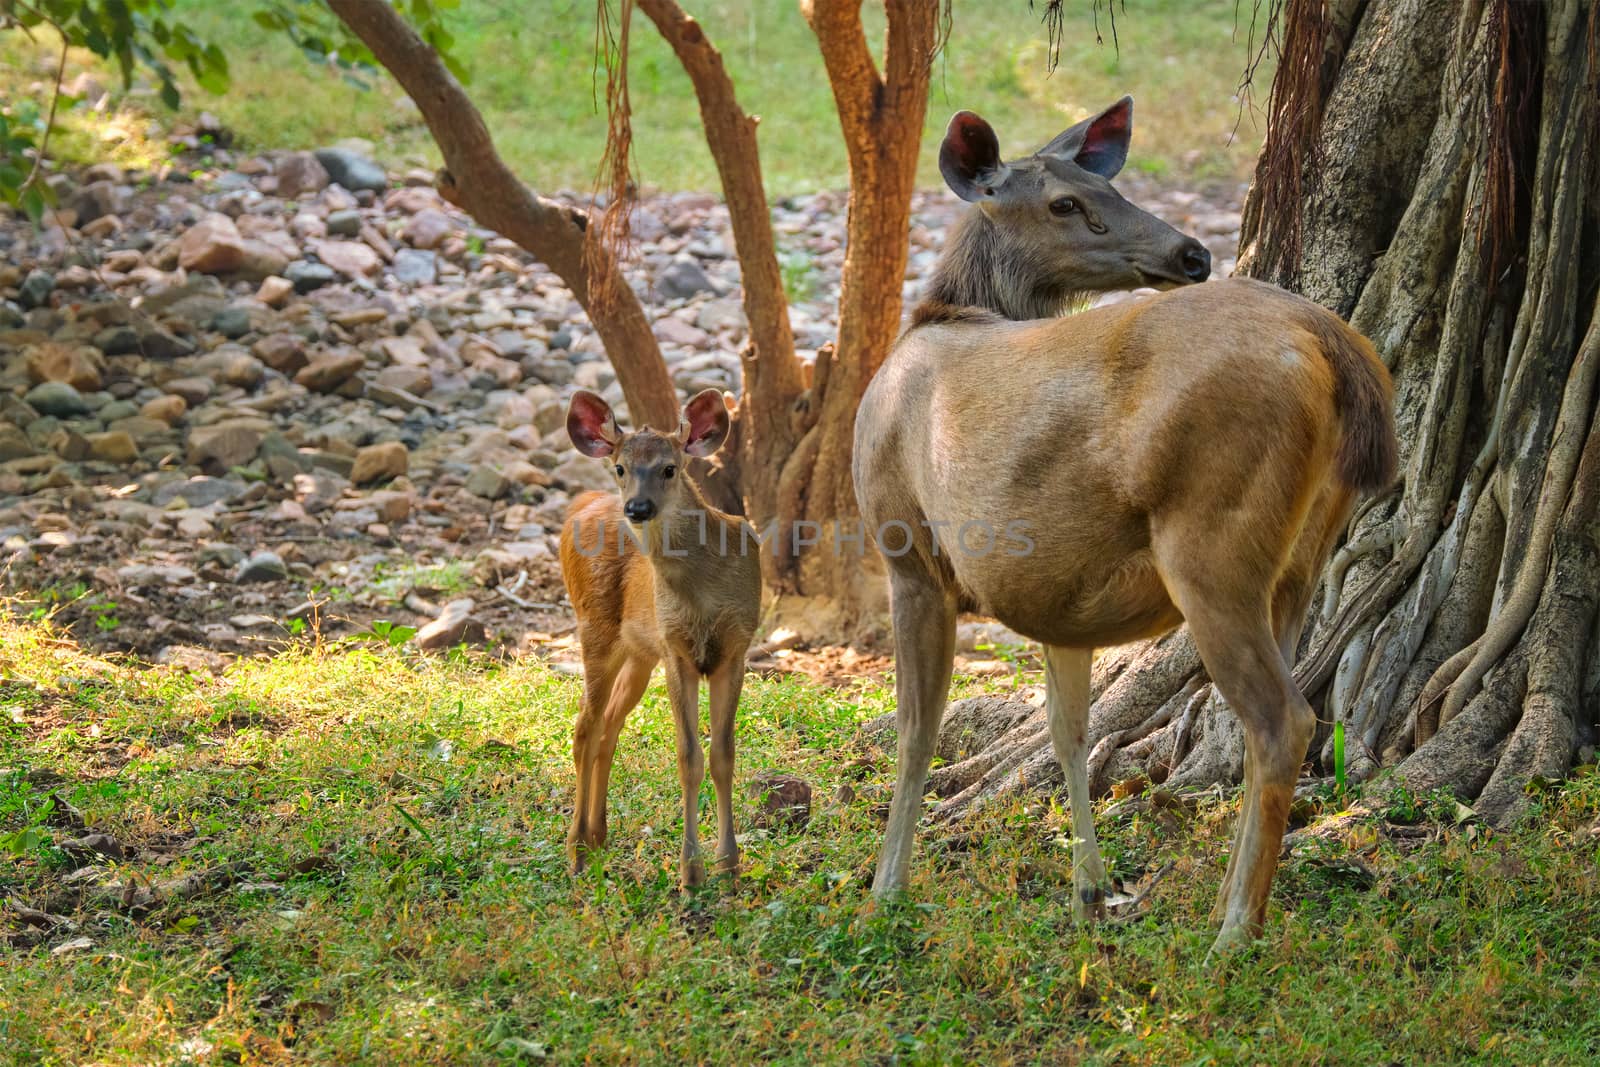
<box><xmin>917</xmin><ymin>0</ymin><xmax>1600</xmax><ymax>829</ymax></box>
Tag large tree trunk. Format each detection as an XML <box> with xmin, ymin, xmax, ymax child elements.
<box><xmin>931</xmin><ymin>0</ymin><xmax>1600</xmax><ymax>828</ymax></box>
<box><xmin>326</xmin><ymin>0</ymin><xmax>680</xmax><ymax>432</ymax></box>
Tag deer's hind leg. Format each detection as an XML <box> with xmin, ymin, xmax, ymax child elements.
<box><xmin>1154</xmin><ymin>512</ymin><xmax>1316</xmax><ymax>952</ymax></box>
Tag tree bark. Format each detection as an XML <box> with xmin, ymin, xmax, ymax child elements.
<box><xmin>326</xmin><ymin>0</ymin><xmax>679</xmax><ymax>432</ymax></box>
<box><xmin>769</xmin><ymin>0</ymin><xmax>937</xmax><ymax>622</ymax></box>
<box><xmin>934</xmin><ymin>0</ymin><xmax>1600</xmax><ymax>828</ymax></box>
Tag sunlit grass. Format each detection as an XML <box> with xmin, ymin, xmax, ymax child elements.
<box><xmin>3</xmin><ymin>612</ymin><xmax>1599</xmax><ymax>1064</ymax></box>
<box><xmin>3</xmin><ymin>0</ymin><xmax>1271</xmax><ymax>195</ymax></box>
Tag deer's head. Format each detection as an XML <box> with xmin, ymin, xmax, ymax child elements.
<box><xmin>938</xmin><ymin>97</ymin><xmax>1210</xmax><ymax>302</ymax></box>
<box><xmin>566</xmin><ymin>389</ymin><xmax>730</xmax><ymax>526</ymax></box>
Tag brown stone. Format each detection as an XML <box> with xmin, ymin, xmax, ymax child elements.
<box><xmin>748</xmin><ymin>772</ymin><xmax>812</xmax><ymax>830</ymax></box>
<box><xmin>350</xmin><ymin>440</ymin><xmax>408</xmax><ymax>485</ymax></box>
<box><xmin>294</xmin><ymin>350</ymin><xmax>365</xmax><ymax>393</ymax></box>
<box><xmin>253</xmin><ymin>333</ymin><xmax>308</xmax><ymax>374</ymax></box>
<box><xmin>26</xmin><ymin>342</ymin><xmax>106</xmax><ymax>392</ymax></box>
<box><xmin>188</xmin><ymin>420</ymin><xmax>266</xmax><ymax>470</ymax></box>
<box><xmin>140</xmin><ymin>395</ymin><xmax>187</xmax><ymax>424</ymax></box>
<box><xmin>163</xmin><ymin>377</ymin><xmax>214</xmax><ymax>407</ymax></box>
<box><xmin>310</xmin><ymin>238</ymin><xmax>382</xmax><ymax>278</ymax></box>
<box><xmin>178</xmin><ymin>213</ymin><xmax>247</xmax><ymax>274</ymax></box>
<box><xmin>373</xmin><ymin>364</ymin><xmax>433</xmax><ymax>396</ymax></box>
<box><xmin>87</xmin><ymin>431</ymin><xmax>139</xmax><ymax>464</ymax></box>
<box><xmin>274</xmin><ymin>151</ymin><xmax>330</xmax><ymax>199</ymax></box>
<box><xmin>256</xmin><ymin>276</ymin><xmax>294</xmax><ymax>308</ymax></box>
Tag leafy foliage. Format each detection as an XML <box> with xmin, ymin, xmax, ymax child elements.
<box><xmin>0</xmin><ymin>0</ymin><xmax>463</xmax><ymax>209</ymax></box>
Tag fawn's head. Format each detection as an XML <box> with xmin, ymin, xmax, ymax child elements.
<box><xmin>935</xmin><ymin>97</ymin><xmax>1209</xmax><ymax>311</ymax></box>
<box><xmin>566</xmin><ymin>388</ymin><xmax>731</xmax><ymax>525</ymax></box>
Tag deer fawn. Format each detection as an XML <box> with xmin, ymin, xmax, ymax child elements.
<box><xmin>853</xmin><ymin>97</ymin><xmax>1397</xmax><ymax>954</ymax></box>
<box><xmin>560</xmin><ymin>388</ymin><xmax>761</xmax><ymax>889</ymax></box>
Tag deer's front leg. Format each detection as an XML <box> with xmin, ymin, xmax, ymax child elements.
<box><xmin>706</xmin><ymin>653</ymin><xmax>745</xmax><ymax>878</ymax></box>
<box><xmin>872</xmin><ymin>571</ymin><xmax>957</xmax><ymax>895</ymax></box>
<box><xmin>1043</xmin><ymin>644</ymin><xmax>1111</xmax><ymax>921</ymax></box>
<box><xmin>665</xmin><ymin>653</ymin><xmax>706</xmax><ymax>889</ymax></box>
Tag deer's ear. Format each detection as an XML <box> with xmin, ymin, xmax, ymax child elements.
<box><xmin>679</xmin><ymin>388</ymin><xmax>730</xmax><ymax>458</ymax></box>
<box><xmin>939</xmin><ymin>111</ymin><xmax>1012</xmax><ymax>202</ymax></box>
<box><xmin>567</xmin><ymin>390</ymin><xmax>621</xmax><ymax>458</ymax></box>
<box><xmin>1039</xmin><ymin>96</ymin><xmax>1132</xmax><ymax>178</ymax></box>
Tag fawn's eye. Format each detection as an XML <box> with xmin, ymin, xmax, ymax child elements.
<box><xmin>662</xmin><ymin>465</ymin><xmax>676</xmax><ymax>480</ymax></box>
<box><xmin>614</xmin><ymin>465</ymin><xmax>624</xmax><ymax>478</ymax></box>
<box><xmin>1050</xmin><ymin>197</ymin><xmax>1078</xmax><ymax>217</ymax></box>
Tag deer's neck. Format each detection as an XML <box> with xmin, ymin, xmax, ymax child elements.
<box><xmin>642</xmin><ymin>479</ymin><xmax>736</xmax><ymax>567</ymax></box>
<box><xmin>919</xmin><ymin>209</ymin><xmax>1084</xmax><ymax>323</ymax></box>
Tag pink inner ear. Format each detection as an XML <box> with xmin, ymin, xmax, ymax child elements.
<box><xmin>682</xmin><ymin>392</ymin><xmax>727</xmax><ymax>454</ymax></box>
<box><xmin>568</xmin><ymin>393</ymin><xmax>616</xmax><ymax>456</ymax></box>
<box><xmin>1084</xmin><ymin>102</ymin><xmax>1130</xmax><ymax>151</ymax></box>
<box><xmin>950</xmin><ymin>113</ymin><xmax>996</xmax><ymax>171</ymax></box>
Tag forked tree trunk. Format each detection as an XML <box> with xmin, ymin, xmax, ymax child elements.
<box><xmin>932</xmin><ymin>0</ymin><xmax>1600</xmax><ymax>828</ymax></box>
<box><xmin>616</xmin><ymin>1</ymin><xmax>938</xmax><ymax>628</ymax></box>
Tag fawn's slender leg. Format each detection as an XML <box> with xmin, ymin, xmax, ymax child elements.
<box><xmin>568</xmin><ymin>648</ymin><xmax>619</xmax><ymax>871</ymax></box>
<box><xmin>872</xmin><ymin>571</ymin><xmax>957</xmax><ymax>895</ymax></box>
<box><xmin>1043</xmin><ymin>644</ymin><xmax>1111</xmax><ymax>921</ymax></box>
<box><xmin>707</xmin><ymin>653</ymin><xmax>745</xmax><ymax>875</ymax></box>
<box><xmin>664</xmin><ymin>652</ymin><xmax>707</xmax><ymax>889</ymax></box>
<box><xmin>583</xmin><ymin>655</ymin><xmax>656</xmax><ymax>850</ymax></box>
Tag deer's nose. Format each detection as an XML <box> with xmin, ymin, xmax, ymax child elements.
<box><xmin>624</xmin><ymin>498</ymin><xmax>657</xmax><ymax>522</ymax></box>
<box><xmin>1181</xmin><ymin>240</ymin><xmax>1211</xmax><ymax>283</ymax></box>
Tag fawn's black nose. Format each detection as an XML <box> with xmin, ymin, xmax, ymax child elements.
<box><xmin>624</xmin><ymin>498</ymin><xmax>657</xmax><ymax>523</ymax></box>
<box><xmin>1181</xmin><ymin>240</ymin><xmax>1211</xmax><ymax>283</ymax></box>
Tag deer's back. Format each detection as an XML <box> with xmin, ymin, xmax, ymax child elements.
<box><xmin>856</xmin><ymin>278</ymin><xmax>1355</xmax><ymax>644</ymax></box>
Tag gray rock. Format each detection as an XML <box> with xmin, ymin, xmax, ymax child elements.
<box><xmin>313</xmin><ymin>148</ymin><xmax>387</xmax><ymax>193</ymax></box>
<box><xmin>210</xmin><ymin>305</ymin><xmax>253</xmax><ymax>339</ymax></box>
<box><xmin>19</xmin><ymin>270</ymin><xmax>54</xmax><ymax>310</ymax></box>
<box><xmin>24</xmin><ymin>381</ymin><xmax>89</xmax><ymax>417</ymax></box>
<box><xmin>151</xmin><ymin>476</ymin><xmax>245</xmax><ymax>508</ymax></box>
<box><xmin>235</xmin><ymin>550</ymin><xmax>289</xmax><ymax>583</ymax></box>
<box><xmin>326</xmin><ymin>209</ymin><xmax>362</xmax><ymax>237</ymax></box>
<box><xmin>70</xmin><ymin>181</ymin><xmax>126</xmax><ymax>224</ymax></box>
<box><xmin>549</xmin><ymin>328</ymin><xmax>573</xmax><ymax>351</ymax></box>
<box><xmin>657</xmin><ymin>257</ymin><xmax>715</xmax><ymax>299</ymax></box>
<box><xmin>465</xmin><ymin>465</ymin><xmax>512</xmax><ymax>500</ymax></box>
<box><xmin>390</xmin><ymin>249</ymin><xmax>437</xmax><ymax>286</ymax></box>
<box><xmin>285</xmin><ymin>260</ymin><xmax>336</xmax><ymax>293</ymax></box>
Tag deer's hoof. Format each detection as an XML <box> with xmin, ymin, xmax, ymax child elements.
<box><xmin>1070</xmin><ymin>882</ymin><xmax>1110</xmax><ymax>924</ymax></box>
<box><xmin>680</xmin><ymin>858</ymin><xmax>707</xmax><ymax>891</ymax></box>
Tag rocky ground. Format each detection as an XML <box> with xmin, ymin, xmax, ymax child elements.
<box><xmin>0</xmin><ymin>129</ymin><xmax>1243</xmax><ymax>676</ymax></box>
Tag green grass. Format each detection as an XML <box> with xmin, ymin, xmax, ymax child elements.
<box><xmin>3</xmin><ymin>613</ymin><xmax>1599</xmax><ymax>1064</ymax></box>
<box><xmin>3</xmin><ymin>0</ymin><xmax>1271</xmax><ymax>195</ymax></box>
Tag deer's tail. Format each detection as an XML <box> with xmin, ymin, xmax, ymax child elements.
<box><xmin>1304</xmin><ymin>311</ymin><xmax>1398</xmax><ymax>493</ymax></box>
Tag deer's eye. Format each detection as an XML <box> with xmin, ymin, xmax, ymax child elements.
<box><xmin>662</xmin><ymin>465</ymin><xmax>676</xmax><ymax>480</ymax></box>
<box><xmin>614</xmin><ymin>465</ymin><xmax>625</xmax><ymax>478</ymax></box>
<box><xmin>1050</xmin><ymin>197</ymin><xmax>1078</xmax><ymax>217</ymax></box>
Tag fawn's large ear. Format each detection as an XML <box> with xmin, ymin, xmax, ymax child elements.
<box><xmin>939</xmin><ymin>111</ymin><xmax>1012</xmax><ymax>203</ymax></box>
<box><xmin>679</xmin><ymin>388</ymin><xmax>730</xmax><ymax>458</ymax></box>
<box><xmin>566</xmin><ymin>390</ymin><xmax>621</xmax><ymax>458</ymax></box>
<box><xmin>1038</xmin><ymin>96</ymin><xmax>1133</xmax><ymax>178</ymax></box>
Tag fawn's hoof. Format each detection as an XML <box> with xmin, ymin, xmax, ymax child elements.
<box><xmin>1071</xmin><ymin>882</ymin><xmax>1111</xmax><ymax>924</ymax></box>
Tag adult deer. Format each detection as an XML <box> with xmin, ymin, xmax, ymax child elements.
<box><xmin>561</xmin><ymin>388</ymin><xmax>761</xmax><ymax>889</ymax></box>
<box><xmin>853</xmin><ymin>98</ymin><xmax>1396</xmax><ymax>953</ymax></box>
